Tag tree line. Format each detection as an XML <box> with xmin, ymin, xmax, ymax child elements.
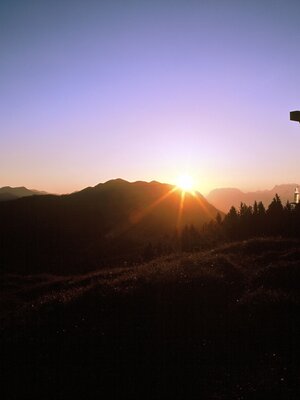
<box><xmin>143</xmin><ymin>194</ymin><xmax>300</xmax><ymax>258</ymax></box>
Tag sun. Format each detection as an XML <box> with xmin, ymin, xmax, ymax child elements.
<box><xmin>176</xmin><ymin>174</ymin><xmax>195</xmax><ymax>192</ymax></box>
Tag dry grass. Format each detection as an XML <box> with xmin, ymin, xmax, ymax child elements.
<box><xmin>1</xmin><ymin>237</ymin><xmax>300</xmax><ymax>399</ymax></box>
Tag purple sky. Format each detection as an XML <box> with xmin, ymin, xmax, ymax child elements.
<box><xmin>1</xmin><ymin>0</ymin><xmax>300</xmax><ymax>194</ymax></box>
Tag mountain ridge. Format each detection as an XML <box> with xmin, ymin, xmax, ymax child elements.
<box><xmin>207</xmin><ymin>183</ymin><xmax>298</xmax><ymax>212</ymax></box>
<box><xmin>0</xmin><ymin>186</ymin><xmax>47</xmax><ymax>201</ymax></box>
<box><xmin>0</xmin><ymin>179</ymin><xmax>221</xmax><ymax>273</ymax></box>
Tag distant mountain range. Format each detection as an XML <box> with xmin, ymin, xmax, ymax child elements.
<box><xmin>0</xmin><ymin>186</ymin><xmax>47</xmax><ymax>201</ymax></box>
<box><xmin>207</xmin><ymin>184</ymin><xmax>298</xmax><ymax>213</ymax></box>
<box><xmin>2</xmin><ymin>182</ymin><xmax>298</xmax><ymax>214</ymax></box>
<box><xmin>0</xmin><ymin>179</ymin><xmax>220</xmax><ymax>273</ymax></box>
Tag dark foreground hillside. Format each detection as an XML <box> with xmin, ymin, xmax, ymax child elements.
<box><xmin>1</xmin><ymin>238</ymin><xmax>300</xmax><ymax>399</ymax></box>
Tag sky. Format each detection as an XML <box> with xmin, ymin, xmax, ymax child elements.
<box><xmin>1</xmin><ymin>0</ymin><xmax>300</xmax><ymax>195</ymax></box>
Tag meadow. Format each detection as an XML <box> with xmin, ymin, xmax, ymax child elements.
<box><xmin>1</xmin><ymin>237</ymin><xmax>300</xmax><ymax>399</ymax></box>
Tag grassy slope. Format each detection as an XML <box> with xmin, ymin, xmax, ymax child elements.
<box><xmin>1</xmin><ymin>237</ymin><xmax>300</xmax><ymax>399</ymax></box>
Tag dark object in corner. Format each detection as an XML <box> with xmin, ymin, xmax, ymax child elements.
<box><xmin>290</xmin><ymin>110</ymin><xmax>300</xmax><ymax>123</ymax></box>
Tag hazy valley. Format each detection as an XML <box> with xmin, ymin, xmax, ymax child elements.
<box><xmin>207</xmin><ymin>184</ymin><xmax>299</xmax><ymax>213</ymax></box>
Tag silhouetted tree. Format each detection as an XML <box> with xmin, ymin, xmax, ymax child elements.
<box><xmin>216</xmin><ymin>212</ymin><xmax>222</xmax><ymax>225</ymax></box>
<box><xmin>253</xmin><ymin>201</ymin><xmax>258</xmax><ymax>216</ymax></box>
<box><xmin>257</xmin><ymin>201</ymin><xmax>266</xmax><ymax>215</ymax></box>
<box><xmin>181</xmin><ymin>224</ymin><xmax>201</xmax><ymax>251</ymax></box>
<box><xmin>223</xmin><ymin>206</ymin><xmax>239</xmax><ymax>239</ymax></box>
<box><xmin>282</xmin><ymin>201</ymin><xmax>293</xmax><ymax>236</ymax></box>
<box><xmin>238</xmin><ymin>203</ymin><xmax>253</xmax><ymax>237</ymax></box>
<box><xmin>267</xmin><ymin>194</ymin><xmax>284</xmax><ymax>235</ymax></box>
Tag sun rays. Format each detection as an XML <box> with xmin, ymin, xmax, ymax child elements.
<box><xmin>106</xmin><ymin>181</ymin><xmax>215</xmax><ymax>240</ymax></box>
<box><xmin>176</xmin><ymin>190</ymin><xmax>186</xmax><ymax>230</ymax></box>
<box><xmin>128</xmin><ymin>181</ymin><xmax>215</xmax><ymax>232</ymax></box>
<box><xmin>129</xmin><ymin>186</ymin><xmax>177</xmax><ymax>224</ymax></box>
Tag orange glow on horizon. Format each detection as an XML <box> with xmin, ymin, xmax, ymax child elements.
<box><xmin>191</xmin><ymin>190</ymin><xmax>215</xmax><ymax>219</ymax></box>
<box><xmin>129</xmin><ymin>186</ymin><xmax>177</xmax><ymax>224</ymax></box>
<box><xmin>105</xmin><ymin>180</ymin><xmax>216</xmax><ymax>240</ymax></box>
<box><xmin>175</xmin><ymin>174</ymin><xmax>195</xmax><ymax>193</ymax></box>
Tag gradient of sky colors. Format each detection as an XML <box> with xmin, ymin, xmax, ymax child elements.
<box><xmin>1</xmin><ymin>0</ymin><xmax>300</xmax><ymax>194</ymax></box>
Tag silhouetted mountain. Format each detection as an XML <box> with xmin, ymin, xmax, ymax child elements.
<box><xmin>0</xmin><ymin>179</ymin><xmax>221</xmax><ymax>273</ymax></box>
<box><xmin>0</xmin><ymin>192</ymin><xmax>18</xmax><ymax>202</ymax></box>
<box><xmin>0</xmin><ymin>186</ymin><xmax>47</xmax><ymax>201</ymax></box>
<box><xmin>207</xmin><ymin>184</ymin><xmax>298</xmax><ymax>212</ymax></box>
